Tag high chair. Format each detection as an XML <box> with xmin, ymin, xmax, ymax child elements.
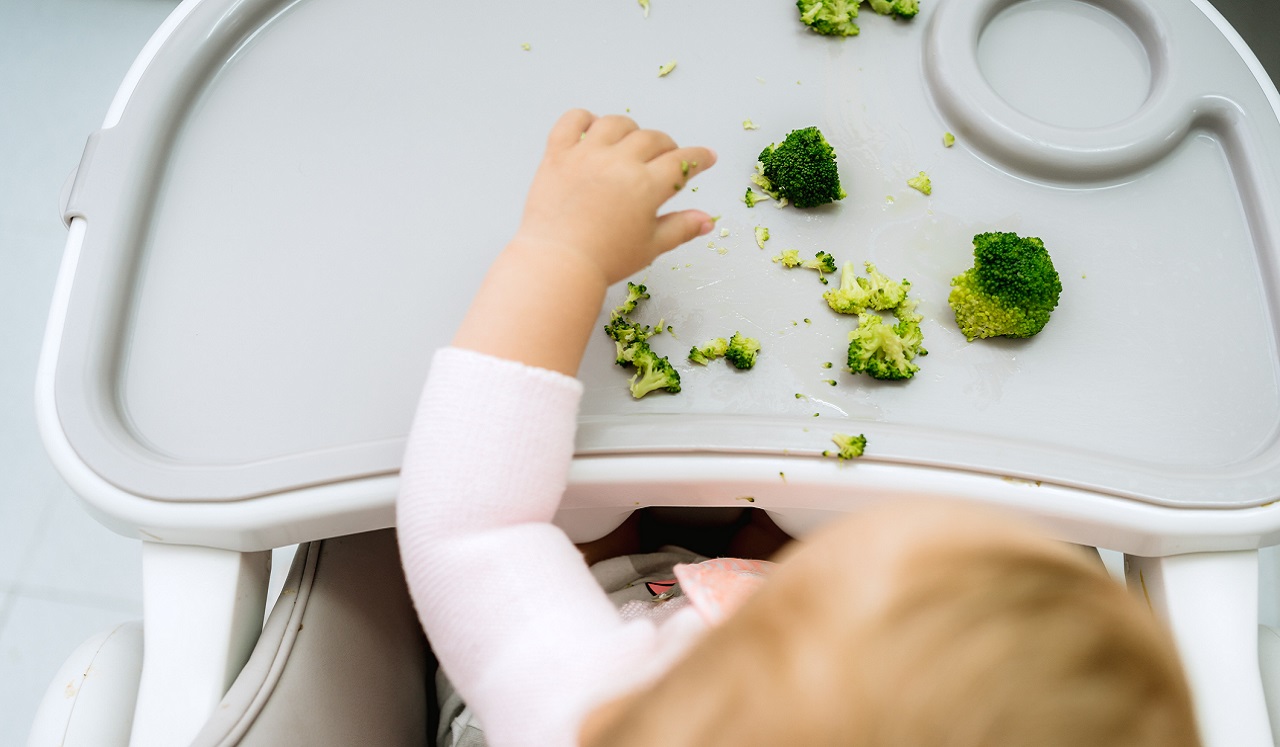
<box><xmin>28</xmin><ymin>0</ymin><xmax>1280</xmax><ymax>744</ymax></box>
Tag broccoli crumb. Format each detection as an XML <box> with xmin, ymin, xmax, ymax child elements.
<box><xmin>779</xmin><ymin>472</ymin><xmax>786</xmax><ymax>481</ymax></box>
<box><xmin>822</xmin><ymin>361</ymin><xmax>833</xmax><ymax>368</ymax></box>
<box><xmin>657</xmin><ymin>60</ymin><xmax>677</xmax><ymax>77</ymax></box>
<box><xmin>804</xmin><ymin>318</ymin><xmax>812</xmax><ymax>324</ymax></box>
<box><xmin>719</xmin><ymin>228</ymin><xmax>730</xmax><ymax>238</ymax></box>
<box><xmin>743</xmin><ymin>119</ymin><xmax>759</xmax><ymax>130</ymax></box>
<box><xmin>907</xmin><ymin>171</ymin><xmax>932</xmax><ymax>195</ymax></box>
<box><xmin>795</xmin><ymin>393</ymin><xmax>806</xmax><ymax>399</ymax></box>
<box><xmin>825</xmin><ymin>379</ymin><xmax>837</xmax><ymax>386</ymax></box>
<box><xmin>520</xmin><ymin>42</ymin><xmax>531</xmax><ymax>51</ymax></box>
<box><xmin>822</xmin><ymin>433</ymin><xmax>867</xmax><ymax>460</ymax></box>
<box><xmin>813</xmin><ymin>412</ymin><xmax>820</xmax><ymax>417</ymax></box>
<box><xmin>943</xmin><ymin>132</ymin><xmax>956</xmax><ymax>147</ymax></box>
<box><xmin>755</xmin><ymin>226</ymin><xmax>770</xmax><ymax>249</ymax></box>
<box><xmin>886</xmin><ymin>195</ymin><xmax>895</xmax><ymax>204</ymax></box>
<box><xmin>638</xmin><ymin>0</ymin><xmax>650</xmax><ymax>16</ymax></box>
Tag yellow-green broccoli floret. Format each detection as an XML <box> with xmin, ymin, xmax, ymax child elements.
<box><xmin>754</xmin><ymin>127</ymin><xmax>846</xmax><ymax>209</ymax></box>
<box><xmin>689</xmin><ymin>337</ymin><xmax>729</xmax><ymax>365</ymax></box>
<box><xmin>907</xmin><ymin>171</ymin><xmax>932</xmax><ymax>195</ymax></box>
<box><xmin>657</xmin><ymin>60</ymin><xmax>677</xmax><ymax>77</ymax></box>
<box><xmin>867</xmin><ymin>0</ymin><xmax>919</xmax><ymax>19</ymax></box>
<box><xmin>846</xmin><ymin>310</ymin><xmax>924</xmax><ymax>380</ymax></box>
<box><xmin>744</xmin><ymin>188</ymin><xmax>764</xmax><ymax>207</ymax></box>
<box><xmin>772</xmin><ymin>248</ymin><xmax>802</xmax><ymax>267</ymax></box>
<box><xmin>823</xmin><ymin>261</ymin><xmax>911</xmax><ymax>314</ymax></box>
<box><xmin>774</xmin><ymin>249</ymin><xmax>836</xmax><ymax>283</ymax></box>
<box><xmin>725</xmin><ymin>332</ymin><xmax>761</xmax><ymax>370</ymax></box>
<box><xmin>755</xmin><ymin>226</ymin><xmax>770</xmax><ymax>248</ymax></box>
<box><xmin>948</xmin><ymin>232</ymin><xmax>1062</xmax><ymax>341</ymax></box>
<box><xmin>823</xmin><ymin>433</ymin><xmax>867</xmax><ymax>460</ymax></box>
<box><xmin>628</xmin><ymin>343</ymin><xmax>682</xmax><ymax>398</ymax></box>
<box><xmin>943</xmin><ymin>132</ymin><xmax>956</xmax><ymax>147</ymax></box>
<box><xmin>796</xmin><ymin>0</ymin><xmax>861</xmax><ymax>36</ymax></box>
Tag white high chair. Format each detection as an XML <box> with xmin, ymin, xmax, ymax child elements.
<box><xmin>28</xmin><ymin>0</ymin><xmax>1280</xmax><ymax>744</ymax></box>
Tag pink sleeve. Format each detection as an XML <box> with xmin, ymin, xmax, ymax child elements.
<box><xmin>396</xmin><ymin>348</ymin><xmax>665</xmax><ymax>747</ymax></box>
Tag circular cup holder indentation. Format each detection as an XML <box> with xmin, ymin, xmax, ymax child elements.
<box><xmin>978</xmin><ymin>0</ymin><xmax>1152</xmax><ymax>129</ymax></box>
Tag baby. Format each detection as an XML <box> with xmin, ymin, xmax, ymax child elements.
<box><xmin>396</xmin><ymin>110</ymin><xmax>1200</xmax><ymax>747</ymax></box>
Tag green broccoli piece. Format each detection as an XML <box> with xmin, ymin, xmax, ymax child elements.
<box><xmin>604</xmin><ymin>317</ymin><xmax>654</xmax><ymax>365</ymax></box>
<box><xmin>846</xmin><ymin>310</ymin><xmax>925</xmax><ymax>380</ymax></box>
<box><xmin>689</xmin><ymin>337</ymin><xmax>729</xmax><ymax>365</ymax></box>
<box><xmin>823</xmin><ymin>261</ymin><xmax>911</xmax><ymax>314</ymax></box>
<box><xmin>772</xmin><ymin>248</ymin><xmax>802</xmax><ymax>267</ymax></box>
<box><xmin>907</xmin><ymin>171</ymin><xmax>932</xmax><ymax>195</ymax></box>
<box><xmin>867</xmin><ymin>0</ymin><xmax>919</xmax><ymax>19</ymax></box>
<box><xmin>628</xmin><ymin>343</ymin><xmax>682</xmax><ymax>398</ymax></box>
<box><xmin>796</xmin><ymin>0</ymin><xmax>861</xmax><ymax>36</ymax></box>
<box><xmin>823</xmin><ymin>433</ymin><xmax>867</xmax><ymax>460</ymax></box>
<box><xmin>725</xmin><ymin>332</ymin><xmax>761</xmax><ymax>370</ymax></box>
<box><xmin>743</xmin><ymin>188</ymin><xmax>762</xmax><ymax>207</ymax></box>
<box><xmin>611</xmin><ymin>281</ymin><xmax>651</xmax><ymax>319</ymax></box>
<box><xmin>773</xmin><ymin>249</ymin><xmax>836</xmax><ymax>283</ymax></box>
<box><xmin>948</xmin><ymin>232</ymin><xmax>1062</xmax><ymax>341</ymax></box>
<box><xmin>754</xmin><ymin>127</ymin><xmax>846</xmax><ymax>209</ymax></box>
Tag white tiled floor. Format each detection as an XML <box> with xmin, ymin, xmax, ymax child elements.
<box><xmin>3</xmin><ymin>1</ymin><xmax>1280</xmax><ymax>745</ymax></box>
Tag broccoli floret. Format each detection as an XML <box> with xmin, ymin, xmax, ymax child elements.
<box><xmin>943</xmin><ymin>131</ymin><xmax>956</xmax><ymax>147</ymax></box>
<box><xmin>628</xmin><ymin>343</ymin><xmax>682</xmax><ymax>398</ymax></box>
<box><xmin>725</xmin><ymin>332</ymin><xmax>761</xmax><ymax>370</ymax></box>
<box><xmin>823</xmin><ymin>261</ymin><xmax>910</xmax><ymax>314</ymax></box>
<box><xmin>867</xmin><ymin>0</ymin><xmax>919</xmax><ymax>18</ymax></box>
<box><xmin>823</xmin><ymin>433</ymin><xmax>867</xmax><ymax>460</ymax></box>
<box><xmin>773</xmin><ymin>249</ymin><xmax>836</xmax><ymax>283</ymax></box>
<box><xmin>605</xmin><ymin>317</ymin><xmax>654</xmax><ymax>365</ymax></box>
<box><xmin>907</xmin><ymin>171</ymin><xmax>932</xmax><ymax>195</ymax></box>
<box><xmin>796</xmin><ymin>0</ymin><xmax>861</xmax><ymax>36</ymax></box>
<box><xmin>755</xmin><ymin>127</ymin><xmax>846</xmax><ymax>209</ymax></box>
<box><xmin>689</xmin><ymin>337</ymin><xmax>729</xmax><ymax>365</ymax></box>
<box><xmin>743</xmin><ymin>188</ymin><xmax>763</xmax><ymax>207</ymax></box>
<box><xmin>755</xmin><ymin>226</ymin><xmax>770</xmax><ymax>248</ymax></box>
<box><xmin>611</xmin><ymin>281</ymin><xmax>651</xmax><ymax>319</ymax></box>
<box><xmin>948</xmin><ymin>232</ymin><xmax>1062</xmax><ymax>341</ymax></box>
<box><xmin>772</xmin><ymin>248</ymin><xmax>802</xmax><ymax>267</ymax></box>
<box><xmin>847</xmin><ymin>311</ymin><xmax>924</xmax><ymax>380</ymax></box>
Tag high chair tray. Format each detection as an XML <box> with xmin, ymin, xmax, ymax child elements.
<box><xmin>46</xmin><ymin>0</ymin><xmax>1280</xmax><ymax>512</ymax></box>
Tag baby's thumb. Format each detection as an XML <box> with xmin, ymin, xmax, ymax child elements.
<box><xmin>654</xmin><ymin>210</ymin><xmax>715</xmax><ymax>254</ymax></box>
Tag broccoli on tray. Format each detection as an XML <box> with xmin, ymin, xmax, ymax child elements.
<box><xmin>689</xmin><ymin>337</ymin><xmax>729</xmax><ymax>365</ymax></box>
<box><xmin>796</xmin><ymin>0</ymin><xmax>919</xmax><ymax>37</ymax></box>
<box><xmin>604</xmin><ymin>282</ymin><xmax>681</xmax><ymax>398</ymax></box>
<box><xmin>725</xmin><ymin>332</ymin><xmax>762</xmax><ymax>370</ymax></box>
<box><xmin>948</xmin><ymin>232</ymin><xmax>1062</xmax><ymax>341</ymax></box>
<box><xmin>751</xmin><ymin>127</ymin><xmax>846</xmax><ymax>209</ymax></box>
<box><xmin>823</xmin><ymin>261</ymin><xmax>911</xmax><ymax>314</ymax></box>
<box><xmin>823</xmin><ymin>433</ymin><xmax>867</xmax><ymax>460</ymax></box>
<box><xmin>847</xmin><ymin>300</ymin><xmax>926</xmax><ymax>380</ymax></box>
<box><xmin>773</xmin><ymin>249</ymin><xmax>837</xmax><ymax>283</ymax></box>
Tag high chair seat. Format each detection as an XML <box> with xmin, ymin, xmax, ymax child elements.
<box><xmin>188</xmin><ymin>530</ymin><xmax>429</xmax><ymax>747</ymax></box>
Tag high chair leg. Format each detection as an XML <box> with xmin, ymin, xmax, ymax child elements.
<box><xmin>128</xmin><ymin>543</ymin><xmax>270</xmax><ymax>747</ymax></box>
<box><xmin>1126</xmin><ymin>551</ymin><xmax>1273</xmax><ymax>747</ymax></box>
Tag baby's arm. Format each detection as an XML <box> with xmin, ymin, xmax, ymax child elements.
<box><xmin>453</xmin><ymin>109</ymin><xmax>716</xmax><ymax>374</ymax></box>
<box><xmin>398</xmin><ymin>111</ymin><xmax>716</xmax><ymax>746</ymax></box>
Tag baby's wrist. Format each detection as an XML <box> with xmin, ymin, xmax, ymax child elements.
<box><xmin>504</xmin><ymin>234</ymin><xmax>612</xmax><ymax>289</ymax></box>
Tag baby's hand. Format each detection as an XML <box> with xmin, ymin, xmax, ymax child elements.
<box><xmin>513</xmin><ymin>109</ymin><xmax>717</xmax><ymax>285</ymax></box>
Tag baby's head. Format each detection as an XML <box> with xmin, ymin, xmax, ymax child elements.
<box><xmin>583</xmin><ymin>500</ymin><xmax>1199</xmax><ymax>747</ymax></box>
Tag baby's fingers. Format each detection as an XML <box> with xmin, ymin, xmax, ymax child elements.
<box><xmin>650</xmin><ymin>147</ymin><xmax>717</xmax><ymax>196</ymax></box>
<box><xmin>546</xmin><ymin>109</ymin><xmax>596</xmax><ymax>151</ymax></box>
<box><xmin>652</xmin><ymin>210</ymin><xmax>716</xmax><ymax>254</ymax></box>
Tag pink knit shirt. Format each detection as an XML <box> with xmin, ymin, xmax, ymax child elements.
<box><xmin>397</xmin><ymin>348</ymin><xmax>710</xmax><ymax>747</ymax></box>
